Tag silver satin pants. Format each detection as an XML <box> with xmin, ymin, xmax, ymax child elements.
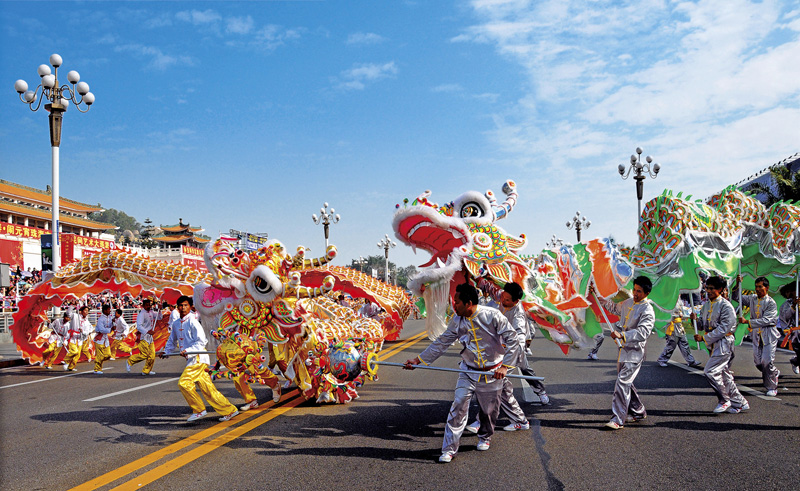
<box><xmin>442</xmin><ymin>373</ymin><xmax>502</xmax><ymax>455</ymax></box>
<box><xmin>753</xmin><ymin>334</ymin><xmax>779</xmax><ymax>391</ymax></box>
<box><xmin>658</xmin><ymin>334</ymin><xmax>697</xmax><ymax>365</ymax></box>
<box><xmin>704</xmin><ymin>352</ymin><xmax>746</xmax><ymax>406</ymax></box>
<box><xmin>611</xmin><ymin>360</ymin><xmax>646</xmax><ymax>425</ymax></box>
<box><xmin>499</xmin><ymin>377</ymin><xmax>528</xmax><ymax>424</ymax></box>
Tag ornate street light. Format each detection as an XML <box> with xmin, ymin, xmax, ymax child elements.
<box><xmin>566</xmin><ymin>211</ymin><xmax>591</xmax><ymax>242</ymax></box>
<box><xmin>377</xmin><ymin>234</ymin><xmax>396</xmax><ymax>283</ymax></box>
<box><xmin>14</xmin><ymin>54</ymin><xmax>95</xmax><ymax>270</ymax></box>
<box><xmin>357</xmin><ymin>255</ymin><xmax>367</xmax><ymax>273</ymax></box>
<box><xmin>618</xmin><ymin>146</ymin><xmax>660</xmax><ymax>224</ymax></box>
<box><xmin>311</xmin><ymin>202</ymin><xmax>340</xmax><ymax>249</ymax></box>
<box><xmin>546</xmin><ymin>234</ymin><xmax>565</xmax><ymax>249</ymax></box>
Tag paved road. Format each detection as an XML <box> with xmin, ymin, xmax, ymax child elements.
<box><xmin>1</xmin><ymin>320</ymin><xmax>798</xmax><ymax>490</ymax></box>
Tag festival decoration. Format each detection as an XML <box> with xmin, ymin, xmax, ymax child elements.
<box><xmin>194</xmin><ymin>237</ymin><xmax>405</xmax><ymax>404</ymax></box>
<box><xmin>392</xmin><ymin>180</ymin><xmax>633</xmax><ymax>353</ymax></box>
<box><xmin>11</xmin><ymin>251</ymin><xmax>207</xmax><ymax>364</ymax></box>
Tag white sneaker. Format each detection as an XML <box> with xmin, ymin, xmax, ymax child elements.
<box><xmin>94</xmin><ymin>370</ymin><xmax>103</xmax><ymax>374</ymax></box>
<box><xmin>187</xmin><ymin>410</ymin><xmax>207</xmax><ymax>422</ymax></box>
<box><xmin>539</xmin><ymin>393</ymin><xmax>550</xmax><ymax>405</ymax></box>
<box><xmin>239</xmin><ymin>400</ymin><xmax>259</xmax><ymax>412</ymax></box>
<box><xmin>126</xmin><ymin>363</ymin><xmax>131</xmax><ymax>373</ymax></box>
<box><xmin>439</xmin><ymin>452</ymin><xmax>455</xmax><ymax>463</ymax></box>
<box><xmin>728</xmin><ymin>401</ymin><xmax>750</xmax><ymax>413</ymax></box>
<box><xmin>766</xmin><ymin>389</ymin><xmax>777</xmax><ymax>397</ymax></box>
<box><xmin>792</xmin><ymin>365</ymin><xmax>799</xmax><ymax>375</ymax></box>
<box><xmin>219</xmin><ymin>410</ymin><xmax>239</xmax><ymax>422</ymax></box>
<box><xmin>64</xmin><ymin>365</ymin><xmax>69</xmax><ymax>371</ymax></box>
<box><xmin>587</xmin><ymin>352</ymin><xmax>598</xmax><ymax>360</ymax></box>
<box><xmin>465</xmin><ymin>420</ymin><xmax>480</xmax><ymax>434</ymax></box>
<box><xmin>142</xmin><ymin>371</ymin><xmax>156</xmax><ymax>376</ymax></box>
<box><xmin>476</xmin><ymin>439</ymin><xmax>490</xmax><ymax>451</ymax></box>
<box><xmin>658</xmin><ymin>361</ymin><xmax>668</xmax><ymax>367</ymax></box>
<box><xmin>503</xmin><ymin>421</ymin><xmax>530</xmax><ymax>431</ymax></box>
<box><xmin>713</xmin><ymin>401</ymin><xmax>731</xmax><ymax>413</ymax></box>
<box><xmin>272</xmin><ymin>386</ymin><xmax>282</xmax><ymax>402</ymax></box>
<box><xmin>604</xmin><ymin>420</ymin><xmax>623</xmax><ymax>430</ymax></box>
<box><xmin>110</xmin><ymin>357</ymin><xmax>116</xmax><ymax>361</ymax></box>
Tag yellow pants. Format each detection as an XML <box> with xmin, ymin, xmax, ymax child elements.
<box><xmin>179</xmin><ymin>363</ymin><xmax>237</xmax><ymax>416</ymax></box>
<box><xmin>42</xmin><ymin>344</ymin><xmax>62</xmax><ymax>368</ymax></box>
<box><xmin>94</xmin><ymin>343</ymin><xmax>111</xmax><ymax>372</ymax></box>
<box><xmin>234</xmin><ymin>374</ymin><xmax>257</xmax><ymax>404</ymax></box>
<box><xmin>110</xmin><ymin>339</ymin><xmax>132</xmax><ymax>357</ymax></box>
<box><xmin>127</xmin><ymin>341</ymin><xmax>155</xmax><ymax>374</ymax></box>
<box><xmin>81</xmin><ymin>339</ymin><xmax>94</xmax><ymax>361</ymax></box>
<box><xmin>63</xmin><ymin>341</ymin><xmax>92</xmax><ymax>370</ymax></box>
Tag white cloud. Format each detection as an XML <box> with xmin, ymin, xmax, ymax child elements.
<box><xmin>334</xmin><ymin>62</ymin><xmax>398</xmax><ymax>90</ymax></box>
<box><xmin>176</xmin><ymin>9</ymin><xmax>222</xmax><ymax>26</ymax></box>
<box><xmin>226</xmin><ymin>16</ymin><xmax>254</xmax><ymax>35</ymax></box>
<box><xmin>458</xmin><ymin>0</ymin><xmax>800</xmax><ymax>249</ymax></box>
<box><xmin>346</xmin><ymin>32</ymin><xmax>386</xmax><ymax>45</ymax></box>
<box><xmin>114</xmin><ymin>44</ymin><xmax>194</xmax><ymax>71</ymax></box>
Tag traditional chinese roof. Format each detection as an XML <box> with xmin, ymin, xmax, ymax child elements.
<box><xmin>153</xmin><ymin>234</ymin><xmax>210</xmax><ymax>244</ymax></box>
<box><xmin>0</xmin><ymin>201</ymin><xmax>116</xmax><ymax>231</ymax></box>
<box><xmin>160</xmin><ymin>223</ymin><xmax>204</xmax><ymax>233</ymax></box>
<box><xmin>0</xmin><ymin>180</ymin><xmax>104</xmax><ymax>214</ymax></box>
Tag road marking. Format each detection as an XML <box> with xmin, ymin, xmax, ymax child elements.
<box><xmin>667</xmin><ymin>359</ymin><xmax>780</xmax><ymax>401</ymax></box>
<box><xmin>71</xmin><ymin>329</ymin><xmax>429</xmax><ymax>490</ymax></box>
<box><xmin>0</xmin><ymin>367</ymin><xmax>114</xmax><ymax>390</ymax></box>
<box><xmin>69</xmin><ymin>390</ymin><xmax>301</xmax><ymax>491</ymax></box>
<box><xmin>109</xmin><ymin>395</ymin><xmax>307</xmax><ymax>491</ymax></box>
<box><xmin>83</xmin><ymin>377</ymin><xmax>180</xmax><ymax>401</ymax></box>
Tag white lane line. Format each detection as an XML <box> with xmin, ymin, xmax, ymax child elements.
<box><xmin>0</xmin><ymin>367</ymin><xmax>114</xmax><ymax>389</ymax></box>
<box><xmin>83</xmin><ymin>377</ymin><xmax>179</xmax><ymax>402</ymax></box>
<box><xmin>667</xmin><ymin>360</ymin><xmax>780</xmax><ymax>401</ymax></box>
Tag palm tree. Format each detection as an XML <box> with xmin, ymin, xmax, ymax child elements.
<box><xmin>743</xmin><ymin>164</ymin><xmax>800</xmax><ymax>206</ymax></box>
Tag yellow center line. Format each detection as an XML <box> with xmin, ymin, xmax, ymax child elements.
<box><xmin>71</xmin><ymin>327</ymin><xmax>428</xmax><ymax>490</ymax></box>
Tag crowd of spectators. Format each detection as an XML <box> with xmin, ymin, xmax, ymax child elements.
<box><xmin>2</xmin><ymin>266</ymin><xmax>44</xmax><ymax>311</ymax></box>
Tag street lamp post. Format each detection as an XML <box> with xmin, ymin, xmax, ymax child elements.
<box><xmin>566</xmin><ymin>211</ymin><xmax>591</xmax><ymax>242</ymax></box>
<box><xmin>377</xmin><ymin>234</ymin><xmax>396</xmax><ymax>283</ymax></box>
<box><xmin>618</xmin><ymin>146</ymin><xmax>660</xmax><ymax>224</ymax></box>
<box><xmin>311</xmin><ymin>202</ymin><xmax>340</xmax><ymax>249</ymax></box>
<box><xmin>546</xmin><ymin>234</ymin><xmax>565</xmax><ymax>249</ymax></box>
<box><xmin>14</xmin><ymin>53</ymin><xmax>95</xmax><ymax>271</ymax></box>
<box><xmin>357</xmin><ymin>255</ymin><xmax>366</xmax><ymax>273</ymax></box>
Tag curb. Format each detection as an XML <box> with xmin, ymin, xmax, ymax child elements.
<box><xmin>0</xmin><ymin>358</ymin><xmax>28</xmax><ymax>369</ymax></box>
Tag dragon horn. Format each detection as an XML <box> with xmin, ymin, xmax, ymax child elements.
<box><xmin>490</xmin><ymin>180</ymin><xmax>518</xmax><ymax>220</ymax></box>
<box><xmin>294</xmin><ymin>245</ymin><xmax>338</xmax><ymax>270</ymax></box>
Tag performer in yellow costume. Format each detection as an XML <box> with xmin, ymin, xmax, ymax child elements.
<box><xmin>162</xmin><ymin>295</ymin><xmax>239</xmax><ymax>422</ymax></box>
<box><xmin>127</xmin><ymin>299</ymin><xmax>162</xmax><ymax>375</ymax></box>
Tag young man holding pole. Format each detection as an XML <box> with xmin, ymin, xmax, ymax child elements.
<box><xmin>693</xmin><ymin>276</ymin><xmax>749</xmax><ymax>413</ymax></box>
<box><xmin>596</xmin><ymin>276</ymin><xmax>655</xmax><ymax>430</ymax></box>
<box><xmin>404</xmin><ymin>283</ymin><xmax>520</xmax><ymax>463</ymax></box>
<box><xmin>733</xmin><ymin>275</ymin><xmax>780</xmax><ymax>396</ymax></box>
<box><xmin>778</xmin><ymin>282</ymin><xmax>800</xmax><ymax>375</ymax></box>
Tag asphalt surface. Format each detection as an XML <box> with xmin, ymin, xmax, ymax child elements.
<box><xmin>1</xmin><ymin>320</ymin><xmax>798</xmax><ymax>490</ymax></box>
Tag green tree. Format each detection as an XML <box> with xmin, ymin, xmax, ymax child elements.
<box><xmin>89</xmin><ymin>208</ymin><xmax>142</xmax><ymax>243</ymax></box>
<box><xmin>743</xmin><ymin>164</ymin><xmax>800</xmax><ymax>207</ymax></box>
<box><xmin>140</xmin><ymin>217</ymin><xmax>157</xmax><ymax>249</ymax></box>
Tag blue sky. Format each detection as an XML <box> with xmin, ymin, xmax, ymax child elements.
<box><xmin>2</xmin><ymin>0</ymin><xmax>799</xmax><ymax>270</ymax></box>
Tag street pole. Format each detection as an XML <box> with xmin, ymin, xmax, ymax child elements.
<box><xmin>312</xmin><ymin>202</ymin><xmax>340</xmax><ymax>250</ymax></box>
<box><xmin>618</xmin><ymin>147</ymin><xmax>661</xmax><ymax>227</ymax></box>
<box><xmin>566</xmin><ymin>211</ymin><xmax>591</xmax><ymax>243</ymax></box>
<box><xmin>15</xmin><ymin>54</ymin><xmax>95</xmax><ymax>271</ymax></box>
<box><xmin>377</xmin><ymin>234</ymin><xmax>395</xmax><ymax>283</ymax></box>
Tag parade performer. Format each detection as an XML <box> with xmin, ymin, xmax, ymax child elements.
<box><xmin>404</xmin><ymin>283</ymin><xmax>520</xmax><ymax>463</ymax></box>
<box><xmin>110</xmin><ymin>308</ymin><xmax>131</xmax><ymax>360</ymax></box>
<box><xmin>657</xmin><ymin>298</ymin><xmax>702</xmax><ymax>369</ymax></box>
<box><xmin>127</xmin><ymin>298</ymin><xmax>163</xmax><ymax>375</ymax></box>
<box><xmin>596</xmin><ymin>276</ymin><xmax>655</xmax><ymax>430</ymax></box>
<box><xmin>42</xmin><ymin>312</ymin><xmax>69</xmax><ymax>369</ymax></box>
<box><xmin>92</xmin><ymin>304</ymin><xmax>114</xmax><ymax>374</ymax></box>
<box><xmin>733</xmin><ymin>275</ymin><xmax>780</xmax><ymax>396</ymax></box>
<box><xmin>467</xmin><ymin>281</ymin><xmax>541</xmax><ymax>434</ymax></box>
<box><xmin>63</xmin><ymin>306</ymin><xmax>93</xmax><ymax>371</ymax></box>
<box><xmin>778</xmin><ymin>283</ymin><xmax>800</xmax><ymax>375</ymax></box>
<box><xmin>693</xmin><ymin>276</ymin><xmax>749</xmax><ymax>413</ymax></box>
<box><xmin>161</xmin><ymin>295</ymin><xmax>239</xmax><ymax>422</ymax></box>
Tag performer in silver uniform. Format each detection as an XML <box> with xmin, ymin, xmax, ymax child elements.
<box><xmin>597</xmin><ymin>276</ymin><xmax>655</xmax><ymax>430</ymax></box>
<box><xmin>404</xmin><ymin>283</ymin><xmax>519</xmax><ymax>463</ymax></box>
<box><xmin>777</xmin><ymin>283</ymin><xmax>800</xmax><ymax>375</ymax></box>
<box><xmin>733</xmin><ymin>275</ymin><xmax>780</xmax><ymax>396</ymax></box>
<box><xmin>693</xmin><ymin>276</ymin><xmax>749</xmax><ymax>413</ymax></box>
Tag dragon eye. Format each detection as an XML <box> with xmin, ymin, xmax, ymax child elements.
<box><xmin>235</xmin><ymin>250</ymin><xmax>244</xmax><ymax>257</ymax></box>
<box><xmin>460</xmin><ymin>202</ymin><xmax>483</xmax><ymax>218</ymax></box>
<box><xmin>253</xmin><ymin>275</ymin><xmax>272</xmax><ymax>294</ymax></box>
<box><xmin>231</xmin><ymin>257</ymin><xmax>240</xmax><ymax>265</ymax></box>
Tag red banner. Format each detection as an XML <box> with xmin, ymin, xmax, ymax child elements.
<box><xmin>0</xmin><ymin>238</ymin><xmax>23</xmax><ymax>268</ymax></box>
<box><xmin>0</xmin><ymin>223</ymin><xmax>49</xmax><ymax>239</ymax></box>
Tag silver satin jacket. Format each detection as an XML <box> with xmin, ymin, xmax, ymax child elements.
<box><xmin>601</xmin><ymin>297</ymin><xmax>655</xmax><ymax>363</ymax></box>
<box><xmin>735</xmin><ymin>291</ymin><xmax>778</xmax><ymax>344</ymax></box>
<box><xmin>418</xmin><ymin>305</ymin><xmax>519</xmax><ymax>378</ymax></box>
<box><xmin>699</xmin><ymin>297</ymin><xmax>737</xmax><ymax>356</ymax></box>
